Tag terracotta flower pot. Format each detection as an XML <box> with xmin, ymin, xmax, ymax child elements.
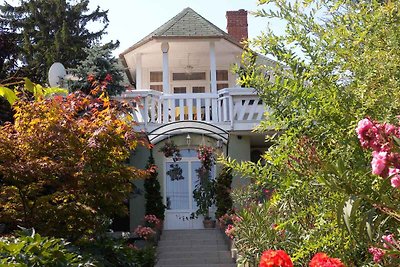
<box><xmin>203</xmin><ymin>219</ymin><xmax>216</xmax><ymax>228</ymax></box>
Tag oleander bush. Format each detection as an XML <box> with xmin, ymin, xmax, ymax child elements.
<box><xmin>225</xmin><ymin>0</ymin><xmax>400</xmax><ymax>266</ymax></box>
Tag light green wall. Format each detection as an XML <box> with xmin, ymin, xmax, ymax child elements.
<box><xmin>227</xmin><ymin>134</ymin><xmax>251</xmax><ymax>188</ymax></box>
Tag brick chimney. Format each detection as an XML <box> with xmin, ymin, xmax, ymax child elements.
<box><xmin>226</xmin><ymin>9</ymin><xmax>248</xmax><ymax>43</ymax></box>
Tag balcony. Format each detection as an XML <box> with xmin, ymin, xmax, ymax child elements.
<box><xmin>117</xmin><ymin>88</ymin><xmax>267</xmax><ymax>132</ymax></box>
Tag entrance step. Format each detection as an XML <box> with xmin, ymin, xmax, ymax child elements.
<box><xmin>155</xmin><ymin>229</ymin><xmax>236</xmax><ymax>267</ymax></box>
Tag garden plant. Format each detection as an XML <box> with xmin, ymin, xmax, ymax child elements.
<box><xmin>224</xmin><ymin>0</ymin><xmax>400</xmax><ymax>266</ymax></box>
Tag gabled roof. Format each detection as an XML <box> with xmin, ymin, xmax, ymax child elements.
<box><xmin>120</xmin><ymin>7</ymin><xmax>242</xmax><ymax>57</ymax></box>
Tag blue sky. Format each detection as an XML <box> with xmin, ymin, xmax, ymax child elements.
<box><xmin>2</xmin><ymin>0</ymin><xmax>285</xmax><ymax>56</ymax></box>
<box><xmin>86</xmin><ymin>0</ymin><xmax>285</xmax><ymax>56</ymax></box>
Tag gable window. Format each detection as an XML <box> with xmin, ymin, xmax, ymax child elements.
<box><xmin>216</xmin><ymin>70</ymin><xmax>229</xmax><ymax>90</ymax></box>
<box><xmin>150</xmin><ymin>71</ymin><xmax>163</xmax><ymax>91</ymax></box>
<box><xmin>173</xmin><ymin>72</ymin><xmax>206</xmax><ymax>81</ymax></box>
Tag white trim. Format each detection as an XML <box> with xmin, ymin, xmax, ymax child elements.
<box><xmin>209</xmin><ymin>41</ymin><xmax>217</xmax><ymax>94</ymax></box>
<box><xmin>135</xmin><ymin>53</ymin><xmax>142</xmax><ymax>89</ymax></box>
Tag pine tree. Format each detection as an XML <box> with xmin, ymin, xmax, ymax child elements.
<box><xmin>69</xmin><ymin>44</ymin><xmax>126</xmax><ymax>96</ymax></box>
<box><xmin>0</xmin><ymin>29</ymin><xmax>19</xmax><ymax>80</ymax></box>
<box><xmin>0</xmin><ymin>0</ymin><xmax>112</xmax><ymax>84</ymax></box>
<box><xmin>144</xmin><ymin>153</ymin><xmax>165</xmax><ymax>220</ymax></box>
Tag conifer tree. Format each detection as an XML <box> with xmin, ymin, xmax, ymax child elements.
<box><xmin>144</xmin><ymin>153</ymin><xmax>165</xmax><ymax>220</ymax></box>
<box><xmin>69</xmin><ymin>44</ymin><xmax>126</xmax><ymax>96</ymax></box>
<box><xmin>0</xmin><ymin>0</ymin><xmax>112</xmax><ymax>84</ymax></box>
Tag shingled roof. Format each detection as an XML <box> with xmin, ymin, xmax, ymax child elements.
<box><xmin>120</xmin><ymin>7</ymin><xmax>242</xmax><ymax>56</ymax></box>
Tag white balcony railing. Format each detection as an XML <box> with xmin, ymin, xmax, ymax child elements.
<box><xmin>117</xmin><ymin>87</ymin><xmax>266</xmax><ymax>131</ymax></box>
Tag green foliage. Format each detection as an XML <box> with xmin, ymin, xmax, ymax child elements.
<box><xmin>227</xmin><ymin>0</ymin><xmax>400</xmax><ymax>265</ymax></box>
<box><xmin>215</xmin><ymin>166</ymin><xmax>233</xmax><ymax>219</ymax></box>
<box><xmin>0</xmin><ymin>0</ymin><xmax>113</xmax><ymax>84</ymax></box>
<box><xmin>77</xmin><ymin>236</ymin><xmax>156</xmax><ymax>267</ymax></box>
<box><xmin>0</xmin><ymin>229</ymin><xmax>93</xmax><ymax>266</ymax></box>
<box><xmin>69</xmin><ymin>44</ymin><xmax>127</xmax><ymax>96</ymax></box>
<box><xmin>144</xmin><ymin>153</ymin><xmax>166</xmax><ymax>220</ymax></box>
<box><xmin>130</xmin><ymin>246</ymin><xmax>156</xmax><ymax>267</ymax></box>
<box><xmin>0</xmin><ymin>85</ymin><xmax>148</xmax><ymax>240</ymax></box>
<box><xmin>0</xmin><ymin>229</ymin><xmax>156</xmax><ymax>267</ymax></box>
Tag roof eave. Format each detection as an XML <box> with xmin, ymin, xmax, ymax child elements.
<box><xmin>119</xmin><ymin>35</ymin><xmax>243</xmax><ymax>59</ymax></box>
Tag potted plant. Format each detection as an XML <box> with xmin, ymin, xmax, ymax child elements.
<box><xmin>192</xmin><ymin>145</ymin><xmax>216</xmax><ymax>228</ymax></box>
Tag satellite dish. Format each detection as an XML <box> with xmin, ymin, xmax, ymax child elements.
<box><xmin>48</xmin><ymin>62</ymin><xmax>66</xmax><ymax>87</ymax></box>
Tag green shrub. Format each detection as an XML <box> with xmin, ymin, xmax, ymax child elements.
<box><xmin>215</xmin><ymin>166</ymin><xmax>233</xmax><ymax>219</ymax></box>
<box><xmin>144</xmin><ymin>154</ymin><xmax>165</xmax><ymax>220</ymax></box>
<box><xmin>77</xmin><ymin>236</ymin><xmax>156</xmax><ymax>267</ymax></box>
<box><xmin>0</xmin><ymin>229</ymin><xmax>92</xmax><ymax>266</ymax></box>
<box><xmin>0</xmin><ymin>229</ymin><xmax>156</xmax><ymax>267</ymax></box>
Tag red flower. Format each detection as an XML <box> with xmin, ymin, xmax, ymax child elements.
<box><xmin>259</xmin><ymin>250</ymin><xmax>293</xmax><ymax>267</ymax></box>
<box><xmin>309</xmin><ymin>253</ymin><xmax>346</xmax><ymax>267</ymax></box>
<box><xmin>87</xmin><ymin>74</ymin><xmax>95</xmax><ymax>82</ymax></box>
<box><xmin>105</xmin><ymin>73</ymin><xmax>113</xmax><ymax>82</ymax></box>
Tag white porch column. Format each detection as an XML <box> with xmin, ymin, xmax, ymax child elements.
<box><xmin>135</xmin><ymin>53</ymin><xmax>142</xmax><ymax>89</ymax></box>
<box><xmin>210</xmin><ymin>41</ymin><xmax>217</xmax><ymax>93</ymax></box>
<box><xmin>161</xmin><ymin>42</ymin><xmax>170</xmax><ymax>123</ymax></box>
<box><xmin>161</xmin><ymin>42</ymin><xmax>170</xmax><ymax>94</ymax></box>
<box><xmin>209</xmin><ymin>41</ymin><xmax>218</xmax><ymax>122</ymax></box>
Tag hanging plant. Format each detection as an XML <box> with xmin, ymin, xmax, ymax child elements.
<box><xmin>159</xmin><ymin>140</ymin><xmax>181</xmax><ymax>162</ymax></box>
<box><xmin>197</xmin><ymin>145</ymin><xmax>215</xmax><ymax>170</ymax></box>
<box><xmin>166</xmin><ymin>163</ymin><xmax>184</xmax><ymax>181</ymax></box>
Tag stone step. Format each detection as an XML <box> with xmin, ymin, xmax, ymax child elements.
<box><xmin>156</xmin><ymin>229</ymin><xmax>235</xmax><ymax>267</ymax></box>
<box><xmin>157</xmin><ymin>250</ymin><xmax>231</xmax><ymax>259</ymax></box>
<box><xmin>160</xmin><ymin>235</ymin><xmax>224</xmax><ymax>241</ymax></box>
<box><xmin>161</xmin><ymin>230</ymin><xmax>224</xmax><ymax>240</ymax></box>
<box><xmin>157</xmin><ymin>244</ymin><xmax>229</xmax><ymax>253</ymax></box>
<box><xmin>158</xmin><ymin>239</ymin><xmax>227</xmax><ymax>247</ymax></box>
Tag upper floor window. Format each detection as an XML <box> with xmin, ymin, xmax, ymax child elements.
<box><xmin>216</xmin><ymin>70</ymin><xmax>229</xmax><ymax>90</ymax></box>
<box><xmin>173</xmin><ymin>72</ymin><xmax>206</xmax><ymax>81</ymax></box>
<box><xmin>150</xmin><ymin>71</ymin><xmax>163</xmax><ymax>91</ymax></box>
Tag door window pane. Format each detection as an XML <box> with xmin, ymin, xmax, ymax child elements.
<box><xmin>166</xmin><ymin>162</ymin><xmax>189</xmax><ymax>210</ymax></box>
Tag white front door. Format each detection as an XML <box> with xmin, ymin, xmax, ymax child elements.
<box><xmin>164</xmin><ymin>151</ymin><xmax>207</xmax><ymax>230</ymax></box>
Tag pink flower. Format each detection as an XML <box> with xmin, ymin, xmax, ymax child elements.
<box><xmin>382</xmin><ymin>234</ymin><xmax>395</xmax><ymax>249</ymax></box>
<box><xmin>371</xmin><ymin>151</ymin><xmax>389</xmax><ymax>177</ymax></box>
<box><xmin>385</xmin><ymin>124</ymin><xmax>397</xmax><ymax>136</ymax></box>
<box><xmin>388</xmin><ymin>168</ymin><xmax>400</xmax><ymax>188</ymax></box>
<box><xmin>368</xmin><ymin>247</ymin><xmax>385</xmax><ymax>263</ymax></box>
<box><xmin>356</xmin><ymin>118</ymin><xmax>379</xmax><ymax>150</ymax></box>
<box><xmin>389</xmin><ymin>168</ymin><xmax>400</xmax><ymax>188</ymax></box>
<box><xmin>225</xmin><ymin>224</ymin><xmax>235</xmax><ymax>239</ymax></box>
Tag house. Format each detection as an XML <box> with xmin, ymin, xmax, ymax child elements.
<box><xmin>118</xmin><ymin>7</ymin><xmax>275</xmax><ymax>230</ymax></box>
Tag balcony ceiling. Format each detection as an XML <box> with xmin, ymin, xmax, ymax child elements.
<box><xmin>123</xmin><ymin>38</ymin><xmax>243</xmax><ymax>69</ymax></box>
